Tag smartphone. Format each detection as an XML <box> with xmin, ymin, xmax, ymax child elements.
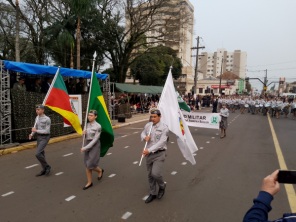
<box><xmin>278</xmin><ymin>170</ymin><xmax>296</xmax><ymax>184</ymax></box>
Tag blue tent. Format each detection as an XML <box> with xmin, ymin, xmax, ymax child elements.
<box><xmin>4</xmin><ymin>60</ymin><xmax>108</xmax><ymax>80</ymax></box>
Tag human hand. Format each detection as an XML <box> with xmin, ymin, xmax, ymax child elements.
<box><xmin>80</xmin><ymin>148</ymin><xmax>84</xmax><ymax>153</ymax></box>
<box><xmin>142</xmin><ymin>148</ymin><xmax>150</xmax><ymax>156</ymax></box>
<box><xmin>261</xmin><ymin>170</ymin><xmax>280</xmax><ymax>196</ymax></box>
<box><xmin>31</xmin><ymin>127</ymin><xmax>37</xmax><ymax>132</ymax></box>
<box><xmin>83</xmin><ymin>130</ymin><xmax>87</xmax><ymax>135</ymax></box>
<box><xmin>144</xmin><ymin>136</ymin><xmax>150</xmax><ymax>142</ymax></box>
<box><xmin>29</xmin><ymin>134</ymin><xmax>32</xmax><ymax>140</ymax></box>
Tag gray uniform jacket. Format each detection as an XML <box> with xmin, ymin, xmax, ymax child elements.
<box><xmin>82</xmin><ymin>121</ymin><xmax>101</xmax><ymax>151</ymax></box>
<box><xmin>141</xmin><ymin>122</ymin><xmax>169</xmax><ymax>153</ymax></box>
<box><xmin>32</xmin><ymin>115</ymin><xmax>51</xmax><ymax>135</ymax></box>
<box><xmin>220</xmin><ymin>108</ymin><xmax>229</xmax><ymax>118</ymax></box>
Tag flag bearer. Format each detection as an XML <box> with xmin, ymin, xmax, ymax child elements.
<box><xmin>29</xmin><ymin>104</ymin><xmax>51</xmax><ymax>177</ymax></box>
<box><xmin>141</xmin><ymin>109</ymin><xmax>169</xmax><ymax>204</ymax></box>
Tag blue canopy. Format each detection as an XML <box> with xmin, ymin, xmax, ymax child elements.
<box><xmin>4</xmin><ymin>60</ymin><xmax>108</xmax><ymax>80</ymax></box>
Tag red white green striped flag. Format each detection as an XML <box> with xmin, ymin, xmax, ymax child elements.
<box><xmin>43</xmin><ymin>69</ymin><xmax>82</xmax><ymax>135</ymax></box>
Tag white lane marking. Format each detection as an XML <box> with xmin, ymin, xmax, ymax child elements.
<box><xmin>200</xmin><ymin>147</ymin><xmax>204</xmax><ymax>149</ymax></box>
<box><xmin>206</xmin><ymin>141</ymin><xmax>210</xmax><ymax>143</ymax></box>
<box><xmin>171</xmin><ymin>171</ymin><xmax>177</xmax><ymax>175</ymax></box>
<box><xmin>107</xmin><ymin>153</ymin><xmax>112</xmax><ymax>155</ymax></box>
<box><xmin>133</xmin><ymin>132</ymin><xmax>139</xmax><ymax>134</ymax></box>
<box><xmin>133</xmin><ymin>161</ymin><xmax>139</xmax><ymax>165</ymax></box>
<box><xmin>124</xmin><ymin>146</ymin><xmax>129</xmax><ymax>149</ymax></box>
<box><xmin>63</xmin><ymin>153</ymin><xmax>73</xmax><ymax>157</ymax></box>
<box><xmin>65</xmin><ymin>195</ymin><xmax>76</xmax><ymax>201</ymax></box>
<box><xmin>109</xmin><ymin>174</ymin><xmax>116</xmax><ymax>178</ymax></box>
<box><xmin>211</xmin><ymin>137</ymin><xmax>215</xmax><ymax>139</ymax></box>
<box><xmin>55</xmin><ymin>172</ymin><xmax>64</xmax><ymax>176</ymax></box>
<box><xmin>121</xmin><ymin>135</ymin><xmax>127</xmax><ymax>137</ymax></box>
<box><xmin>170</xmin><ymin>142</ymin><xmax>175</xmax><ymax>144</ymax></box>
<box><xmin>121</xmin><ymin>212</ymin><xmax>132</xmax><ymax>220</ymax></box>
<box><xmin>142</xmin><ymin>195</ymin><xmax>149</xmax><ymax>200</ymax></box>
<box><xmin>2</xmin><ymin>191</ymin><xmax>14</xmax><ymax>197</ymax></box>
<box><xmin>25</xmin><ymin>164</ymin><xmax>38</xmax><ymax>169</ymax></box>
<box><xmin>181</xmin><ymin>162</ymin><xmax>187</xmax><ymax>165</ymax></box>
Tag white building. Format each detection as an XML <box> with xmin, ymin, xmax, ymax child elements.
<box><xmin>198</xmin><ymin>48</ymin><xmax>247</xmax><ymax>80</ymax></box>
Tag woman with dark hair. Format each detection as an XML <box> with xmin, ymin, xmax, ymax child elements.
<box><xmin>81</xmin><ymin>110</ymin><xmax>104</xmax><ymax>190</ymax></box>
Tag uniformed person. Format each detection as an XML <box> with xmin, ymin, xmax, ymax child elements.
<box><xmin>219</xmin><ymin>103</ymin><xmax>229</xmax><ymax>138</ymax></box>
<box><xmin>80</xmin><ymin>110</ymin><xmax>104</xmax><ymax>190</ymax></box>
<box><xmin>141</xmin><ymin>109</ymin><xmax>169</xmax><ymax>204</ymax></box>
<box><xmin>29</xmin><ymin>104</ymin><xmax>51</xmax><ymax>176</ymax></box>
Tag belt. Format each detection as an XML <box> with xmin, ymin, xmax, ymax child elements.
<box><xmin>153</xmin><ymin>149</ymin><xmax>166</xmax><ymax>154</ymax></box>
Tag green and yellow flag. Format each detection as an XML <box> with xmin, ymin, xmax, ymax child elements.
<box><xmin>88</xmin><ymin>71</ymin><xmax>114</xmax><ymax>157</ymax></box>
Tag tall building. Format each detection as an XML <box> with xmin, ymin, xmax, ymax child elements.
<box><xmin>145</xmin><ymin>0</ymin><xmax>194</xmax><ymax>77</ymax></box>
<box><xmin>198</xmin><ymin>48</ymin><xmax>247</xmax><ymax>80</ymax></box>
<box><xmin>125</xmin><ymin>0</ymin><xmax>195</xmax><ymax>91</ymax></box>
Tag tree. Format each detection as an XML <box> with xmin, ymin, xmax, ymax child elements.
<box><xmin>6</xmin><ymin>0</ymin><xmax>56</xmax><ymax>63</ymax></box>
<box><xmin>96</xmin><ymin>0</ymin><xmax>187</xmax><ymax>83</ymax></box>
<box><xmin>69</xmin><ymin>0</ymin><xmax>95</xmax><ymax>70</ymax></box>
<box><xmin>130</xmin><ymin>45</ymin><xmax>182</xmax><ymax>85</ymax></box>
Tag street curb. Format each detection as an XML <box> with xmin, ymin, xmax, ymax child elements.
<box><xmin>0</xmin><ymin>117</ymin><xmax>149</xmax><ymax>156</ymax></box>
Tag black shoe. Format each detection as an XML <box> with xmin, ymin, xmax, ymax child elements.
<box><xmin>98</xmin><ymin>169</ymin><xmax>104</xmax><ymax>180</ymax></box>
<box><xmin>45</xmin><ymin>166</ymin><xmax>51</xmax><ymax>175</ymax></box>
<box><xmin>145</xmin><ymin>194</ymin><xmax>156</xmax><ymax>203</ymax></box>
<box><xmin>36</xmin><ymin>169</ymin><xmax>46</xmax><ymax>177</ymax></box>
<box><xmin>82</xmin><ymin>183</ymin><xmax>93</xmax><ymax>190</ymax></box>
<box><xmin>158</xmin><ymin>184</ymin><xmax>166</xmax><ymax>199</ymax></box>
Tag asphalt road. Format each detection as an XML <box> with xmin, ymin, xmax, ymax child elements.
<box><xmin>0</xmin><ymin>111</ymin><xmax>295</xmax><ymax>222</ymax></box>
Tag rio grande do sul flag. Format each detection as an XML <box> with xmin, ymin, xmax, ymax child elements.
<box><xmin>88</xmin><ymin>71</ymin><xmax>114</xmax><ymax>157</ymax></box>
<box><xmin>43</xmin><ymin>69</ymin><xmax>82</xmax><ymax>135</ymax></box>
<box><xmin>158</xmin><ymin>69</ymin><xmax>198</xmax><ymax>165</ymax></box>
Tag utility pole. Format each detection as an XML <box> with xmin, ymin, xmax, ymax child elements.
<box><xmin>219</xmin><ymin>58</ymin><xmax>224</xmax><ymax>95</ymax></box>
<box><xmin>263</xmin><ymin>69</ymin><xmax>268</xmax><ymax>94</ymax></box>
<box><xmin>192</xmin><ymin>36</ymin><xmax>205</xmax><ymax>95</ymax></box>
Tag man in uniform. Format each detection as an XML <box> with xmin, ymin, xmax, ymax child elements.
<box><xmin>141</xmin><ymin>109</ymin><xmax>169</xmax><ymax>204</ymax></box>
<box><xmin>29</xmin><ymin>104</ymin><xmax>51</xmax><ymax>176</ymax></box>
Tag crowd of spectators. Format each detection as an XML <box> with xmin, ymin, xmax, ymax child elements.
<box><xmin>182</xmin><ymin>94</ymin><xmax>214</xmax><ymax>111</ymax></box>
<box><xmin>10</xmin><ymin>75</ymin><xmax>88</xmax><ymax>94</ymax></box>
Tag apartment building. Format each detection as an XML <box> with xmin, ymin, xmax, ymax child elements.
<box><xmin>125</xmin><ymin>0</ymin><xmax>195</xmax><ymax>92</ymax></box>
<box><xmin>198</xmin><ymin>48</ymin><xmax>247</xmax><ymax>80</ymax></box>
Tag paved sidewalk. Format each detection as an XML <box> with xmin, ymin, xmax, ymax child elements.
<box><xmin>0</xmin><ymin>113</ymin><xmax>150</xmax><ymax>156</ymax></box>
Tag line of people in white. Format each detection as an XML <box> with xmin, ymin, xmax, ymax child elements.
<box><xmin>217</xmin><ymin>96</ymin><xmax>296</xmax><ymax>119</ymax></box>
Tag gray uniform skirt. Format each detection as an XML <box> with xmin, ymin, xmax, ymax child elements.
<box><xmin>220</xmin><ymin>116</ymin><xmax>228</xmax><ymax>129</ymax></box>
<box><xmin>84</xmin><ymin>140</ymin><xmax>101</xmax><ymax>169</ymax></box>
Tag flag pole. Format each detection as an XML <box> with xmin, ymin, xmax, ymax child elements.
<box><xmin>82</xmin><ymin>52</ymin><xmax>97</xmax><ymax>146</ymax></box>
<box><xmin>139</xmin><ymin>122</ymin><xmax>153</xmax><ymax>166</ymax></box>
<box><xmin>42</xmin><ymin>67</ymin><xmax>60</xmax><ymax>105</ymax></box>
<box><xmin>30</xmin><ymin>67</ymin><xmax>60</xmax><ymax>137</ymax></box>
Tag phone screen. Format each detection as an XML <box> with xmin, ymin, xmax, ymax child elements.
<box><xmin>278</xmin><ymin>170</ymin><xmax>296</xmax><ymax>184</ymax></box>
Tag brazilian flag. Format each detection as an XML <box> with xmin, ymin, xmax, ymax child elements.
<box><xmin>88</xmin><ymin>71</ymin><xmax>114</xmax><ymax>157</ymax></box>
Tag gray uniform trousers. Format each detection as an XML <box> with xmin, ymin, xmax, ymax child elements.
<box><xmin>146</xmin><ymin>151</ymin><xmax>166</xmax><ymax>195</ymax></box>
<box><xmin>36</xmin><ymin>134</ymin><xmax>50</xmax><ymax>169</ymax></box>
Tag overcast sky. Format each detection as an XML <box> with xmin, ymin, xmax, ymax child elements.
<box><xmin>192</xmin><ymin>0</ymin><xmax>296</xmax><ymax>90</ymax></box>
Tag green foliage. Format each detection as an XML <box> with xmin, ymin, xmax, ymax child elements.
<box><xmin>130</xmin><ymin>45</ymin><xmax>182</xmax><ymax>85</ymax></box>
<box><xmin>102</xmin><ymin>68</ymin><xmax>116</xmax><ymax>82</ymax></box>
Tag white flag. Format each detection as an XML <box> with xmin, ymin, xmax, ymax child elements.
<box><xmin>158</xmin><ymin>69</ymin><xmax>198</xmax><ymax>165</ymax></box>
